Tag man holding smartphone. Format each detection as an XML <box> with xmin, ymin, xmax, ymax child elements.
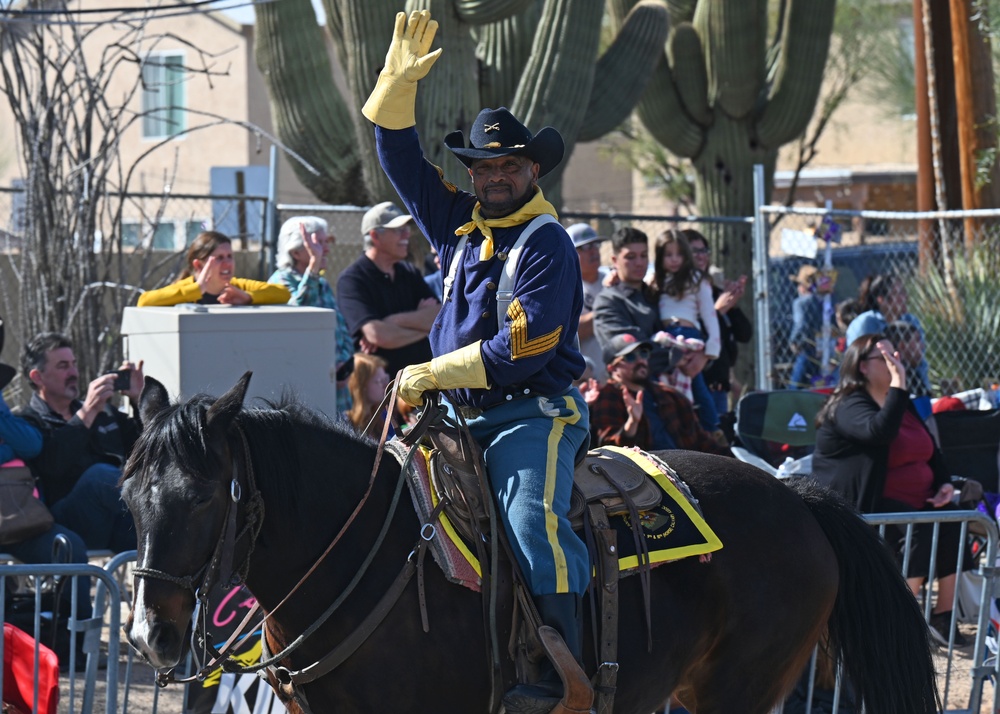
<box><xmin>15</xmin><ymin>332</ymin><xmax>144</xmax><ymax>553</ymax></box>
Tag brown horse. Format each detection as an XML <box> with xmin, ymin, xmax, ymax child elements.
<box><xmin>122</xmin><ymin>374</ymin><xmax>938</xmax><ymax>714</ymax></box>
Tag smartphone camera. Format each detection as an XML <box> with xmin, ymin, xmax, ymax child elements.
<box><xmin>105</xmin><ymin>368</ymin><xmax>131</xmax><ymax>391</ymax></box>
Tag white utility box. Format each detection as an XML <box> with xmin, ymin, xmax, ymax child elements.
<box><xmin>120</xmin><ymin>305</ymin><xmax>338</xmax><ymax>416</ymax></box>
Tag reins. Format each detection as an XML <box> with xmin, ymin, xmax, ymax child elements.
<box><xmin>141</xmin><ymin>377</ymin><xmax>433</xmax><ymax>686</ymax></box>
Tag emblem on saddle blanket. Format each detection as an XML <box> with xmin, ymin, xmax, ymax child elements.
<box><xmin>389</xmin><ymin>441</ymin><xmax>723</xmax><ymax>592</ymax></box>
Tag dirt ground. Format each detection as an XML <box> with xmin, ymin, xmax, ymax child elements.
<box><xmin>59</xmin><ymin>652</ymin><xmax>185</xmax><ymax>714</ymax></box>
<box><xmin>933</xmin><ymin>621</ymin><xmax>996</xmax><ymax>714</ymax></box>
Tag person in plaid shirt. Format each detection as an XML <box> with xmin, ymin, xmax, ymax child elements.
<box><xmin>588</xmin><ymin>334</ymin><xmax>729</xmax><ymax>455</ymax></box>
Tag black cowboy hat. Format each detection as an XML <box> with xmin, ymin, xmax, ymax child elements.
<box><xmin>0</xmin><ymin>317</ymin><xmax>15</xmax><ymax>391</ymax></box>
<box><xmin>444</xmin><ymin>107</ymin><xmax>565</xmax><ymax>178</ymax></box>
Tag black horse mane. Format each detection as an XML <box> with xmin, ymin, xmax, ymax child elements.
<box><xmin>125</xmin><ymin>393</ymin><xmax>377</xmax><ymax>517</ymax></box>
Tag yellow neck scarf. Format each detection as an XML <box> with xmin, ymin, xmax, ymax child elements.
<box><xmin>455</xmin><ymin>189</ymin><xmax>559</xmax><ymax>261</ymax></box>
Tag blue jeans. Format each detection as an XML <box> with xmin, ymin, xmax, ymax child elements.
<box><xmin>455</xmin><ymin>387</ymin><xmax>590</xmax><ymax>597</ymax></box>
<box><xmin>709</xmin><ymin>389</ymin><xmax>729</xmax><ymax>417</ymax></box>
<box><xmin>665</xmin><ymin>325</ymin><xmax>720</xmax><ymax>432</ymax></box>
<box><xmin>50</xmin><ymin>463</ymin><xmax>135</xmax><ymax>553</ymax></box>
<box><xmin>4</xmin><ymin>524</ymin><xmax>92</xmax><ymax>618</ymax></box>
<box><xmin>789</xmin><ymin>348</ymin><xmax>819</xmax><ymax>390</ymax></box>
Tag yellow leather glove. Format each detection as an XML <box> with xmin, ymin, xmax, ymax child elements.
<box><xmin>397</xmin><ymin>341</ymin><xmax>491</xmax><ymax>407</ymax></box>
<box><xmin>361</xmin><ymin>10</ymin><xmax>442</xmax><ymax>130</ymax></box>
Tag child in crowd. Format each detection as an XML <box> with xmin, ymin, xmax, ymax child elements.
<box><xmin>651</xmin><ymin>229</ymin><xmax>721</xmax><ymax>432</ymax></box>
<box><xmin>138</xmin><ymin>231</ymin><xmax>290</xmax><ymax>307</ymax></box>
<box><xmin>346</xmin><ymin>353</ymin><xmax>391</xmax><ymax>436</ymax></box>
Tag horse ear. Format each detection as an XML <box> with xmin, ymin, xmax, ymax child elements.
<box><xmin>139</xmin><ymin>376</ymin><xmax>171</xmax><ymax>425</ymax></box>
<box><xmin>205</xmin><ymin>371</ymin><xmax>252</xmax><ymax>435</ymax></box>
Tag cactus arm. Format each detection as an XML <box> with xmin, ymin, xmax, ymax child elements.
<box><xmin>476</xmin><ymin>7</ymin><xmax>542</xmax><ymax>109</ymax></box>
<box><xmin>455</xmin><ymin>0</ymin><xmax>538</xmax><ymax>25</ymax></box>
<box><xmin>340</xmin><ymin>0</ymin><xmax>402</xmax><ymax>201</ymax></box>
<box><xmin>636</xmin><ymin>54</ymin><xmax>705</xmax><ymax>158</ymax></box>
<box><xmin>320</xmin><ymin>0</ymin><xmax>347</xmax><ymax>72</ymax></box>
<box><xmin>511</xmin><ymin>0</ymin><xmax>606</xmax><ymax>187</ymax></box>
<box><xmin>665</xmin><ymin>0</ymin><xmax>696</xmax><ymax>24</ymax></box>
<box><xmin>406</xmin><ymin>0</ymin><xmax>481</xmax><ymax>186</ymax></box>
<box><xmin>755</xmin><ymin>0</ymin><xmax>837</xmax><ymax>148</ymax></box>
<box><xmin>667</xmin><ymin>22</ymin><xmax>711</xmax><ymax>126</ymax></box>
<box><xmin>253</xmin><ymin>0</ymin><xmax>367</xmax><ymax>204</ymax></box>
<box><xmin>577</xmin><ymin>0</ymin><xmax>670</xmax><ymax>143</ymax></box>
<box><xmin>693</xmin><ymin>0</ymin><xmax>766</xmax><ymax>119</ymax></box>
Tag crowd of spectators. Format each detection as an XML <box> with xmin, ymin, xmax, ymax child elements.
<box><xmin>6</xmin><ymin>200</ymin><xmax>989</xmax><ymax>677</ymax></box>
<box><xmin>788</xmin><ymin>261</ymin><xmax>993</xmax><ymax>649</ymax></box>
<box><xmin>0</xmin><ymin>214</ymin><xmax>739</xmax><ymax>570</ymax></box>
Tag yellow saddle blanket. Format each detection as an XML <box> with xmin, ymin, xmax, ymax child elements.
<box><xmin>392</xmin><ymin>441</ymin><xmax>723</xmax><ymax>592</ymax></box>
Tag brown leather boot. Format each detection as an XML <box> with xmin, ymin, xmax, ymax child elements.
<box><xmin>502</xmin><ymin>594</ymin><xmax>584</xmax><ymax>714</ymax></box>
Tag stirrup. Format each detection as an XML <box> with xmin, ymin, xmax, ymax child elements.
<box><xmin>502</xmin><ymin>626</ymin><xmax>593</xmax><ymax>714</ymax></box>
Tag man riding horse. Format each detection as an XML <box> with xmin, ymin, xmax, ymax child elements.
<box><xmin>362</xmin><ymin>10</ymin><xmax>591</xmax><ymax>714</ymax></box>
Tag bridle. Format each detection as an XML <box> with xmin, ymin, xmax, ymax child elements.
<box><xmin>135</xmin><ymin>380</ymin><xmax>438</xmax><ymax>690</ymax></box>
<box><xmin>131</xmin><ymin>424</ymin><xmax>265</xmax><ymax>685</ymax></box>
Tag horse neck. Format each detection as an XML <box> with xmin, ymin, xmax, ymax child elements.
<box><xmin>242</xmin><ymin>429</ymin><xmax>415</xmax><ymax>613</ymax></box>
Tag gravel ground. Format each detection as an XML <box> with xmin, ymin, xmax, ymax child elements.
<box><xmin>59</xmin><ymin>651</ymin><xmax>185</xmax><ymax>714</ymax></box>
<box><xmin>933</xmin><ymin>621</ymin><xmax>996</xmax><ymax>714</ymax></box>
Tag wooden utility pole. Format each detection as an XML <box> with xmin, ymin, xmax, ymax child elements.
<box><xmin>913</xmin><ymin>0</ymin><xmax>935</xmax><ymax>271</ymax></box>
<box><xmin>949</xmin><ymin>0</ymin><xmax>980</xmax><ymax>249</ymax></box>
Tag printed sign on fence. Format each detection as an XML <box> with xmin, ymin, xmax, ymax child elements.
<box><xmin>185</xmin><ymin>584</ymin><xmax>287</xmax><ymax>714</ymax></box>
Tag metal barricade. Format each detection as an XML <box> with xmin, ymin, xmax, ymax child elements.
<box><xmin>774</xmin><ymin>509</ymin><xmax>1000</xmax><ymax>714</ymax></box>
<box><xmin>0</xmin><ymin>551</ymin><xmax>189</xmax><ymax>714</ymax></box>
<box><xmin>5</xmin><ymin>514</ymin><xmax>1000</xmax><ymax>713</ymax></box>
<box><xmin>0</xmin><ymin>561</ymin><xmax>123</xmax><ymax>714</ymax></box>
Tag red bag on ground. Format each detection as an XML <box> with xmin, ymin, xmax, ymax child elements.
<box><xmin>2</xmin><ymin>622</ymin><xmax>59</xmax><ymax>714</ymax></box>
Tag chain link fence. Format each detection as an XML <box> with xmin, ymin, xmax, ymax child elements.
<box><xmin>0</xmin><ymin>187</ymin><xmax>269</xmax><ymax>255</ymax></box>
<box><xmin>0</xmin><ymin>187</ymin><xmax>270</xmax><ymax>391</ymax></box>
<box><xmin>270</xmin><ymin>207</ymin><xmax>754</xmax><ymax>290</ymax></box>
<box><xmin>762</xmin><ymin>205</ymin><xmax>1000</xmax><ymax>399</ymax></box>
<box><xmin>274</xmin><ymin>204</ymin><xmax>373</xmax><ymax>282</ymax></box>
<box><xmin>1</xmin><ymin>176</ymin><xmax>997</xmax><ymax>400</ymax></box>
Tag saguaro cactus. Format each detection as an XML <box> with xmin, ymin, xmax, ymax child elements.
<box><xmin>621</xmin><ymin>0</ymin><xmax>836</xmax><ymax>385</ymax></box>
<box><xmin>253</xmin><ymin>0</ymin><xmax>369</xmax><ymax>204</ymax></box>
<box><xmin>254</xmin><ymin>0</ymin><xmax>670</xmax><ymax>205</ymax></box>
<box><xmin>626</xmin><ymin>0</ymin><xmax>834</xmax><ymax>269</ymax></box>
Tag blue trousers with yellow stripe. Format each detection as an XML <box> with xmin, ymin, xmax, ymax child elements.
<box><xmin>450</xmin><ymin>386</ymin><xmax>590</xmax><ymax>597</ymax></box>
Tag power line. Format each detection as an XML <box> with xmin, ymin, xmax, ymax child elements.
<box><xmin>0</xmin><ymin>0</ymin><xmax>273</xmax><ymax>24</ymax></box>
<box><xmin>2</xmin><ymin>0</ymin><xmax>214</xmax><ymax>15</ymax></box>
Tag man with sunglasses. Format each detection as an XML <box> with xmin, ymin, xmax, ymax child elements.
<box><xmin>589</xmin><ymin>334</ymin><xmax>729</xmax><ymax>454</ymax></box>
<box><xmin>361</xmin><ymin>11</ymin><xmax>592</xmax><ymax>712</ymax></box>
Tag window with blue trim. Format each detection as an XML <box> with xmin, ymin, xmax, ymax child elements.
<box><xmin>142</xmin><ymin>52</ymin><xmax>186</xmax><ymax>139</ymax></box>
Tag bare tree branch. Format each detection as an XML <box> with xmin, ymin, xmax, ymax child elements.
<box><xmin>0</xmin><ymin>5</ymin><xmax>290</xmax><ymax>377</ymax></box>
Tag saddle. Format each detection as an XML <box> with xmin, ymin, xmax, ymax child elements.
<box><xmin>399</xmin><ymin>399</ymin><xmax>664</xmax><ymax>714</ymax></box>
<box><xmin>426</xmin><ymin>431</ymin><xmax>664</xmax><ymax>544</ymax></box>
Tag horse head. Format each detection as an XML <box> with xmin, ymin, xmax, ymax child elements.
<box><xmin>122</xmin><ymin>372</ymin><xmax>257</xmax><ymax>670</ymax></box>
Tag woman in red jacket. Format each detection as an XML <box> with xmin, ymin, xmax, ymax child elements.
<box><xmin>812</xmin><ymin>332</ymin><xmax>969</xmax><ymax>646</ymax></box>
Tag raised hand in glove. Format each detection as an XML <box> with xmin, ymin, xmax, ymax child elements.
<box><xmin>361</xmin><ymin>10</ymin><xmax>442</xmax><ymax>130</ymax></box>
<box><xmin>397</xmin><ymin>340</ymin><xmax>491</xmax><ymax>407</ymax></box>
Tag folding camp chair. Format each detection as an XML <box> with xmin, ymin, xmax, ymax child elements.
<box><xmin>731</xmin><ymin>390</ymin><xmax>828</xmax><ymax>478</ymax></box>
<box><xmin>933</xmin><ymin>407</ymin><xmax>1000</xmax><ymax>493</ymax></box>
